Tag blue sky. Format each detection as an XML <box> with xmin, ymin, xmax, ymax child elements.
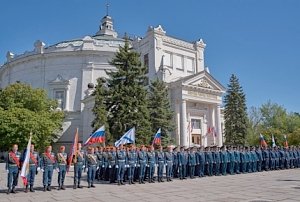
<box><xmin>0</xmin><ymin>0</ymin><xmax>299</xmax><ymax>112</ymax></box>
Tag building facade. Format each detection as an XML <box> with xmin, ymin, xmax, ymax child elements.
<box><xmin>0</xmin><ymin>14</ymin><xmax>225</xmax><ymax>147</ymax></box>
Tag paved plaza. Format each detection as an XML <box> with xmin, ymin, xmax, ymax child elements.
<box><xmin>0</xmin><ymin>163</ymin><xmax>300</xmax><ymax>202</ymax></box>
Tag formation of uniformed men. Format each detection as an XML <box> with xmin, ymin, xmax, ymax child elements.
<box><xmin>5</xmin><ymin>143</ymin><xmax>300</xmax><ymax>194</ymax></box>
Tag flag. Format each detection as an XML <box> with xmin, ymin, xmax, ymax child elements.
<box><xmin>115</xmin><ymin>127</ymin><xmax>135</xmax><ymax>147</ymax></box>
<box><xmin>284</xmin><ymin>135</ymin><xmax>288</xmax><ymax>148</ymax></box>
<box><xmin>152</xmin><ymin>128</ymin><xmax>161</xmax><ymax>145</ymax></box>
<box><xmin>187</xmin><ymin>121</ymin><xmax>194</xmax><ymax>133</ymax></box>
<box><xmin>20</xmin><ymin>135</ymin><xmax>32</xmax><ymax>186</ymax></box>
<box><xmin>271</xmin><ymin>134</ymin><xmax>276</xmax><ymax>147</ymax></box>
<box><xmin>67</xmin><ymin>128</ymin><xmax>79</xmax><ymax>172</ymax></box>
<box><xmin>259</xmin><ymin>134</ymin><xmax>268</xmax><ymax>147</ymax></box>
<box><xmin>212</xmin><ymin>126</ymin><xmax>217</xmax><ymax>137</ymax></box>
<box><xmin>84</xmin><ymin>125</ymin><xmax>105</xmax><ymax>146</ymax></box>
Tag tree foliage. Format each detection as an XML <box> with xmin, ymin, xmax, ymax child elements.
<box><xmin>103</xmin><ymin>39</ymin><xmax>151</xmax><ymax>145</ymax></box>
<box><xmin>0</xmin><ymin>83</ymin><xmax>64</xmax><ymax>151</ymax></box>
<box><xmin>224</xmin><ymin>74</ymin><xmax>248</xmax><ymax>145</ymax></box>
<box><xmin>148</xmin><ymin>79</ymin><xmax>175</xmax><ymax>145</ymax></box>
<box><xmin>247</xmin><ymin>101</ymin><xmax>300</xmax><ymax>146</ymax></box>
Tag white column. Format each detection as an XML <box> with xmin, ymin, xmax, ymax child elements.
<box><xmin>216</xmin><ymin>105</ymin><xmax>223</xmax><ymax>146</ymax></box>
<box><xmin>202</xmin><ymin>114</ymin><xmax>208</xmax><ymax>147</ymax></box>
<box><xmin>180</xmin><ymin>100</ymin><xmax>187</xmax><ymax>146</ymax></box>
<box><xmin>211</xmin><ymin>106</ymin><xmax>216</xmax><ymax>145</ymax></box>
<box><xmin>187</xmin><ymin>112</ymin><xmax>191</xmax><ymax>147</ymax></box>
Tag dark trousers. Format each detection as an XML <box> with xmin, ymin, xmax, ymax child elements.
<box><xmin>43</xmin><ymin>165</ymin><xmax>53</xmax><ymax>186</ymax></box>
<box><xmin>87</xmin><ymin>165</ymin><xmax>96</xmax><ymax>185</ymax></box>
<box><xmin>74</xmin><ymin>163</ymin><xmax>83</xmax><ymax>185</ymax></box>
<box><xmin>7</xmin><ymin>166</ymin><xmax>19</xmax><ymax>189</ymax></box>
<box><xmin>58</xmin><ymin>164</ymin><xmax>66</xmax><ymax>186</ymax></box>
<box><xmin>27</xmin><ymin>165</ymin><xmax>36</xmax><ymax>186</ymax></box>
<box><xmin>179</xmin><ymin>164</ymin><xmax>186</xmax><ymax>178</ymax></box>
<box><xmin>117</xmin><ymin>163</ymin><xmax>125</xmax><ymax>181</ymax></box>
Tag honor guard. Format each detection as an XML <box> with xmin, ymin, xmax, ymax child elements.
<box><xmin>86</xmin><ymin>147</ymin><xmax>98</xmax><ymax>188</ymax></box>
<box><xmin>41</xmin><ymin>146</ymin><xmax>56</xmax><ymax>192</ymax></box>
<box><xmin>220</xmin><ymin>146</ymin><xmax>228</xmax><ymax>175</ymax></box>
<box><xmin>25</xmin><ymin>144</ymin><xmax>40</xmax><ymax>193</ymax></box>
<box><xmin>156</xmin><ymin>146</ymin><xmax>165</xmax><ymax>182</ymax></box>
<box><xmin>108</xmin><ymin>147</ymin><xmax>117</xmax><ymax>183</ymax></box>
<box><xmin>172</xmin><ymin>146</ymin><xmax>179</xmax><ymax>178</ymax></box>
<box><xmin>6</xmin><ymin>144</ymin><xmax>21</xmax><ymax>194</ymax></box>
<box><xmin>165</xmin><ymin>146</ymin><xmax>173</xmax><ymax>182</ymax></box>
<box><xmin>178</xmin><ymin>146</ymin><xmax>188</xmax><ymax>180</ymax></box>
<box><xmin>73</xmin><ymin>143</ymin><xmax>85</xmax><ymax>189</ymax></box>
<box><xmin>138</xmin><ymin>145</ymin><xmax>147</xmax><ymax>184</ymax></box>
<box><xmin>57</xmin><ymin>146</ymin><xmax>68</xmax><ymax>190</ymax></box>
<box><xmin>188</xmin><ymin>147</ymin><xmax>196</xmax><ymax>179</ymax></box>
<box><xmin>214</xmin><ymin>147</ymin><xmax>221</xmax><ymax>176</ymax></box>
<box><xmin>127</xmin><ymin>145</ymin><xmax>137</xmax><ymax>185</ymax></box>
<box><xmin>197</xmin><ymin>146</ymin><xmax>205</xmax><ymax>177</ymax></box>
<box><xmin>146</xmin><ymin>145</ymin><xmax>156</xmax><ymax>183</ymax></box>
<box><xmin>116</xmin><ymin>144</ymin><xmax>126</xmax><ymax>185</ymax></box>
<box><xmin>96</xmin><ymin>147</ymin><xmax>104</xmax><ymax>181</ymax></box>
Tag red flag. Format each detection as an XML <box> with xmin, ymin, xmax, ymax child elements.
<box><xmin>67</xmin><ymin>128</ymin><xmax>78</xmax><ymax>172</ymax></box>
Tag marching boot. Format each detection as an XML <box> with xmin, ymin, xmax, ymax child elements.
<box><xmin>151</xmin><ymin>178</ymin><xmax>155</xmax><ymax>183</ymax></box>
<box><xmin>129</xmin><ymin>179</ymin><xmax>132</xmax><ymax>185</ymax></box>
<box><xmin>141</xmin><ymin>179</ymin><xmax>145</xmax><ymax>184</ymax></box>
<box><xmin>139</xmin><ymin>179</ymin><xmax>142</xmax><ymax>184</ymax></box>
<box><xmin>169</xmin><ymin>178</ymin><xmax>173</xmax><ymax>182</ymax></box>
<box><xmin>30</xmin><ymin>185</ymin><xmax>35</xmax><ymax>192</ymax></box>
<box><xmin>11</xmin><ymin>186</ymin><xmax>16</xmax><ymax>193</ymax></box>
<box><xmin>73</xmin><ymin>183</ymin><xmax>77</xmax><ymax>189</ymax></box>
<box><xmin>88</xmin><ymin>184</ymin><xmax>91</xmax><ymax>188</ymax></box>
<box><xmin>161</xmin><ymin>177</ymin><xmax>164</xmax><ymax>182</ymax></box>
<box><xmin>91</xmin><ymin>184</ymin><xmax>95</xmax><ymax>188</ymax></box>
<box><xmin>7</xmin><ymin>188</ymin><xmax>11</xmax><ymax>195</ymax></box>
<box><xmin>47</xmin><ymin>185</ymin><xmax>51</xmax><ymax>191</ymax></box>
<box><xmin>78</xmin><ymin>183</ymin><xmax>83</xmax><ymax>189</ymax></box>
<box><xmin>61</xmin><ymin>184</ymin><xmax>66</xmax><ymax>190</ymax></box>
<box><xmin>121</xmin><ymin>180</ymin><xmax>125</xmax><ymax>185</ymax></box>
<box><xmin>43</xmin><ymin>186</ymin><xmax>46</xmax><ymax>192</ymax></box>
<box><xmin>131</xmin><ymin>179</ymin><xmax>135</xmax><ymax>184</ymax></box>
<box><xmin>118</xmin><ymin>180</ymin><xmax>121</xmax><ymax>186</ymax></box>
<box><xmin>25</xmin><ymin>185</ymin><xmax>29</xmax><ymax>193</ymax></box>
<box><xmin>57</xmin><ymin>185</ymin><xmax>61</xmax><ymax>190</ymax></box>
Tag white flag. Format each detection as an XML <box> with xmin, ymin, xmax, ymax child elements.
<box><xmin>20</xmin><ymin>136</ymin><xmax>32</xmax><ymax>186</ymax></box>
<box><xmin>115</xmin><ymin>127</ymin><xmax>135</xmax><ymax>147</ymax></box>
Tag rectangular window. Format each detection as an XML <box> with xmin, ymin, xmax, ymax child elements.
<box><xmin>144</xmin><ymin>54</ymin><xmax>149</xmax><ymax>74</ymax></box>
<box><xmin>186</xmin><ymin>57</ymin><xmax>195</xmax><ymax>73</ymax></box>
<box><xmin>164</xmin><ymin>52</ymin><xmax>172</xmax><ymax>67</ymax></box>
<box><xmin>54</xmin><ymin>90</ymin><xmax>65</xmax><ymax>110</ymax></box>
<box><xmin>191</xmin><ymin>119</ymin><xmax>201</xmax><ymax>129</ymax></box>
<box><xmin>173</xmin><ymin>54</ymin><xmax>183</xmax><ymax>70</ymax></box>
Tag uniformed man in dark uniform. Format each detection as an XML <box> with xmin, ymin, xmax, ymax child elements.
<box><xmin>73</xmin><ymin>143</ymin><xmax>85</xmax><ymax>189</ymax></box>
<box><xmin>156</xmin><ymin>145</ymin><xmax>165</xmax><ymax>182</ymax></box>
<box><xmin>127</xmin><ymin>145</ymin><xmax>137</xmax><ymax>184</ymax></box>
<box><xmin>205</xmin><ymin>147</ymin><xmax>214</xmax><ymax>176</ymax></box>
<box><xmin>41</xmin><ymin>146</ymin><xmax>56</xmax><ymax>192</ymax></box>
<box><xmin>116</xmin><ymin>144</ymin><xmax>126</xmax><ymax>185</ymax></box>
<box><xmin>178</xmin><ymin>146</ymin><xmax>188</xmax><ymax>179</ymax></box>
<box><xmin>188</xmin><ymin>147</ymin><xmax>196</xmax><ymax>179</ymax></box>
<box><xmin>262</xmin><ymin>146</ymin><xmax>270</xmax><ymax>171</ymax></box>
<box><xmin>24</xmin><ymin>144</ymin><xmax>40</xmax><ymax>193</ymax></box>
<box><xmin>147</xmin><ymin>145</ymin><xmax>156</xmax><ymax>183</ymax></box>
<box><xmin>256</xmin><ymin>146</ymin><xmax>263</xmax><ymax>172</ymax></box>
<box><xmin>57</xmin><ymin>146</ymin><xmax>68</xmax><ymax>190</ymax></box>
<box><xmin>214</xmin><ymin>146</ymin><xmax>221</xmax><ymax>176</ymax></box>
<box><xmin>172</xmin><ymin>146</ymin><xmax>179</xmax><ymax>178</ymax></box>
<box><xmin>221</xmin><ymin>146</ymin><xmax>228</xmax><ymax>175</ymax></box>
<box><xmin>165</xmin><ymin>146</ymin><xmax>173</xmax><ymax>182</ymax></box>
<box><xmin>86</xmin><ymin>147</ymin><xmax>98</xmax><ymax>188</ymax></box>
<box><xmin>234</xmin><ymin>146</ymin><xmax>241</xmax><ymax>174</ymax></box>
<box><xmin>198</xmin><ymin>146</ymin><xmax>205</xmax><ymax>177</ymax></box>
<box><xmin>138</xmin><ymin>145</ymin><xmax>147</xmax><ymax>184</ymax></box>
<box><xmin>108</xmin><ymin>147</ymin><xmax>117</xmax><ymax>183</ymax></box>
<box><xmin>6</xmin><ymin>144</ymin><xmax>21</xmax><ymax>194</ymax></box>
<box><xmin>95</xmin><ymin>146</ymin><xmax>104</xmax><ymax>181</ymax></box>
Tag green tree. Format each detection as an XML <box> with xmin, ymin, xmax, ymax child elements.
<box><xmin>105</xmin><ymin>39</ymin><xmax>151</xmax><ymax>145</ymax></box>
<box><xmin>0</xmin><ymin>83</ymin><xmax>64</xmax><ymax>151</ymax></box>
<box><xmin>91</xmin><ymin>78</ymin><xmax>111</xmax><ymax>143</ymax></box>
<box><xmin>148</xmin><ymin>79</ymin><xmax>175</xmax><ymax>145</ymax></box>
<box><xmin>224</xmin><ymin>74</ymin><xmax>248</xmax><ymax>145</ymax></box>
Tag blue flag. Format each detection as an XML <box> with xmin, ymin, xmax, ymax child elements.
<box><xmin>115</xmin><ymin>127</ymin><xmax>135</xmax><ymax>147</ymax></box>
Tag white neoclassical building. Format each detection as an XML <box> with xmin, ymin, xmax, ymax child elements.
<box><xmin>0</xmin><ymin>14</ymin><xmax>225</xmax><ymax>148</ymax></box>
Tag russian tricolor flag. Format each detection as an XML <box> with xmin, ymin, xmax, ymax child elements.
<box><xmin>152</xmin><ymin>128</ymin><xmax>161</xmax><ymax>145</ymax></box>
<box><xmin>259</xmin><ymin>134</ymin><xmax>268</xmax><ymax>147</ymax></box>
<box><xmin>84</xmin><ymin>125</ymin><xmax>105</xmax><ymax>146</ymax></box>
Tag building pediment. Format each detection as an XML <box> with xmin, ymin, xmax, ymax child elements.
<box><xmin>175</xmin><ymin>70</ymin><xmax>226</xmax><ymax>93</ymax></box>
